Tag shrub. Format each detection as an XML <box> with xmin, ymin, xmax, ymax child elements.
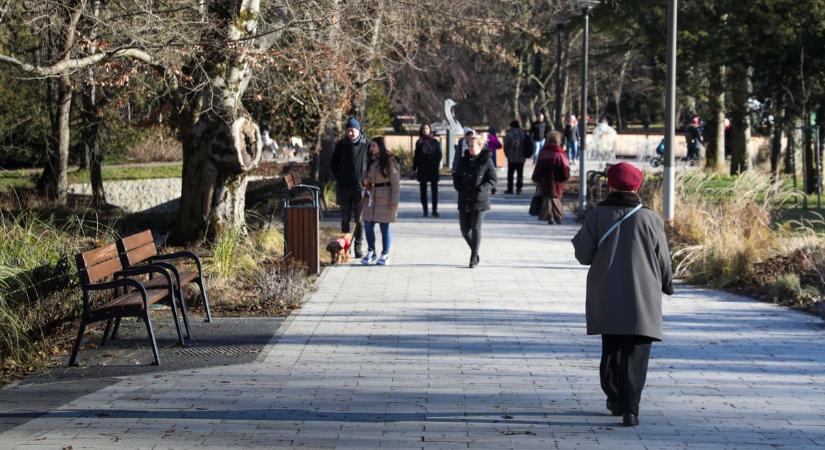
<box><xmin>766</xmin><ymin>273</ymin><xmax>802</xmax><ymax>302</ymax></box>
<box><xmin>256</xmin><ymin>261</ymin><xmax>313</xmax><ymax>311</ymax></box>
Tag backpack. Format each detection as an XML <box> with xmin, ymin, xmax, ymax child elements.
<box><xmin>522</xmin><ymin>134</ymin><xmax>534</xmax><ymax>159</ymax></box>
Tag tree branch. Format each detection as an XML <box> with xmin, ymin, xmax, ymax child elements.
<box><xmin>0</xmin><ymin>47</ymin><xmax>165</xmax><ymax>78</ymax></box>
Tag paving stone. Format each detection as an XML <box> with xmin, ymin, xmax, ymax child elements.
<box><xmin>2</xmin><ymin>175</ymin><xmax>825</xmax><ymax>449</ymax></box>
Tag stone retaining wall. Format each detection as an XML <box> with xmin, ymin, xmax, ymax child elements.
<box><xmin>68</xmin><ymin>176</ymin><xmax>277</xmax><ymax>214</ymax></box>
<box><xmin>68</xmin><ymin>178</ymin><xmax>181</xmax><ymax>213</ymax></box>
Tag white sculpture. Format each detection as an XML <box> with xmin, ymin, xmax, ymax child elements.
<box><xmin>590</xmin><ymin>120</ymin><xmax>617</xmax><ymax>161</ymax></box>
<box><xmin>430</xmin><ymin>98</ymin><xmax>463</xmax><ymax>136</ymax></box>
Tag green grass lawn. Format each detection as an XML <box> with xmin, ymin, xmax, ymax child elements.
<box><xmin>0</xmin><ymin>164</ymin><xmax>183</xmax><ymax>192</ymax></box>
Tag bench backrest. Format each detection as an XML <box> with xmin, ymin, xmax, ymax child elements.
<box><xmin>117</xmin><ymin>230</ymin><xmax>158</xmax><ymax>267</ymax></box>
<box><xmin>76</xmin><ymin>243</ymin><xmax>123</xmax><ymax>285</ymax></box>
<box><xmin>284</xmin><ymin>171</ymin><xmax>302</xmax><ymax>190</ymax></box>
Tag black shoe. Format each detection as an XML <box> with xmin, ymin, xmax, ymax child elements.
<box><xmin>432</xmin><ymin>212</ymin><xmax>440</xmax><ymax>218</ymax></box>
<box><xmin>469</xmin><ymin>254</ymin><xmax>478</xmax><ymax>268</ymax></box>
<box><xmin>491</xmin><ymin>188</ymin><xmax>497</xmax><ymax>195</ymax></box>
<box><xmin>504</xmin><ymin>190</ymin><xmax>513</xmax><ymax>195</ymax></box>
<box><xmin>354</xmin><ymin>251</ymin><xmax>364</xmax><ymax>259</ymax></box>
<box><xmin>606</xmin><ymin>399</ymin><xmax>622</xmax><ymax>417</ymax></box>
<box><xmin>516</xmin><ymin>190</ymin><xmax>522</xmax><ymax>195</ymax></box>
<box><xmin>622</xmin><ymin>413</ymin><xmax>639</xmax><ymax>427</ymax></box>
<box><xmin>422</xmin><ymin>211</ymin><xmax>428</xmax><ymax>217</ymax></box>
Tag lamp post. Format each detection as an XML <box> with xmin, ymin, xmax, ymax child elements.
<box><xmin>554</xmin><ymin>17</ymin><xmax>569</xmax><ymax>132</ymax></box>
<box><xmin>663</xmin><ymin>0</ymin><xmax>677</xmax><ymax>222</ymax></box>
<box><xmin>577</xmin><ymin>0</ymin><xmax>598</xmax><ymax>212</ymax></box>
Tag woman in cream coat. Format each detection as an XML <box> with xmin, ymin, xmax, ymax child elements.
<box><xmin>360</xmin><ymin>137</ymin><xmax>401</xmax><ymax>265</ymax></box>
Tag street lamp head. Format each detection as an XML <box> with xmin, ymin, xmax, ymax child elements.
<box><xmin>576</xmin><ymin>0</ymin><xmax>600</xmax><ymax>10</ymax></box>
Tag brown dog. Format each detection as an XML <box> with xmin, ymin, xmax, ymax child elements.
<box><xmin>326</xmin><ymin>233</ymin><xmax>352</xmax><ymax>265</ymax></box>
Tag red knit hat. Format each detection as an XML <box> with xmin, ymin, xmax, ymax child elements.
<box><xmin>607</xmin><ymin>162</ymin><xmax>644</xmax><ymax>191</ymax></box>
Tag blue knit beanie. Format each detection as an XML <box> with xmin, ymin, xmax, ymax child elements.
<box><xmin>346</xmin><ymin>117</ymin><xmax>361</xmax><ymax>130</ymax></box>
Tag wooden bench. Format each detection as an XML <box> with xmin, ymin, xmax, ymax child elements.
<box><xmin>70</xmin><ymin>243</ymin><xmax>184</xmax><ymax>366</ymax></box>
<box><xmin>285</xmin><ymin>171</ymin><xmax>327</xmax><ymax>216</ymax></box>
<box><xmin>117</xmin><ymin>230</ymin><xmax>212</xmax><ymax>331</ymax></box>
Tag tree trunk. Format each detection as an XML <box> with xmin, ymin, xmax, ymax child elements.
<box><xmin>769</xmin><ymin>109</ymin><xmax>784</xmax><ymax>178</ymax></box>
<box><xmin>705</xmin><ymin>66</ymin><xmax>726</xmax><ymax>172</ymax></box>
<box><xmin>729</xmin><ymin>65</ymin><xmax>752</xmax><ymax>175</ymax></box>
<box><xmin>783</xmin><ymin>127</ymin><xmax>794</xmax><ymax>175</ymax></box>
<box><xmin>803</xmin><ymin>109</ymin><xmax>817</xmax><ymax>195</ymax></box>
<box><xmin>513</xmin><ymin>52</ymin><xmax>524</xmax><ymax>122</ymax></box>
<box><xmin>37</xmin><ymin>75</ymin><xmax>72</xmax><ymax>202</ymax></box>
<box><xmin>170</xmin><ymin>0</ymin><xmax>264</xmax><ymax>244</ymax></box>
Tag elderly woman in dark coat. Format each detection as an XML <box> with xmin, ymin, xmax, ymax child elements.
<box><xmin>412</xmin><ymin>123</ymin><xmax>442</xmax><ymax>217</ymax></box>
<box><xmin>571</xmin><ymin>162</ymin><xmax>674</xmax><ymax>428</ymax></box>
<box><xmin>453</xmin><ymin>135</ymin><xmax>497</xmax><ymax>268</ymax></box>
<box><xmin>531</xmin><ymin>131</ymin><xmax>569</xmax><ymax>224</ymax></box>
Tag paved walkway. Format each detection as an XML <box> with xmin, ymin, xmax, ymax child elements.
<box><xmin>2</xmin><ymin>172</ymin><xmax>825</xmax><ymax>449</ymax></box>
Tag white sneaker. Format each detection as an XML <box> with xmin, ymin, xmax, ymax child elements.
<box><xmin>361</xmin><ymin>250</ymin><xmax>377</xmax><ymax>265</ymax></box>
<box><xmin>377</xmin><ymin>253</ymin><xmax>390</xmax><ymax>266</ymax></box>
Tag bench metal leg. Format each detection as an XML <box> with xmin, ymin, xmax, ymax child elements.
<box><xmin>176</xmin><ymin>289</ymin><xmax>192</xmax><ymax>340</ymax></box>
<box><xmin>197</xmin><ymin>278</ymin><xmax>213</xmax><ymax>323</ymax></box>
<box><xmin>68</xmin><ymin>319</ymin><xmax>87</xmax><ymax>367</ymax></box>
<box><xmin>168</xmin><ymin>294</ymin><xmax>186</xmax><ymax>346</ymax></box>
<box><xmin>111</xmin><ymin>317</ymin><xmax>122</xmax><ymax>341</ymax></box>
<box><xmin>101</xmin><ymin>319</ymin><xmax>113</xmax><ymax>346</ymax></box>
<box><xmin>143</xmin><ymin>312</ymin><xmax>161</xmax><ymax>366</ymax></box>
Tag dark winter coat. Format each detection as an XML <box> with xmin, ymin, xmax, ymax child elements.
<box><xmin>504</xmin><ymin>127</ymin><xmax>528</xmax><ymax>164</ymax></box>
<box><xmin>531</xmin><ymin>143</ymin><xmax>569</xmax><ymax>198</ymax></box>
<box><xmin>571</xmin><ymin>191</ymin><xmax>674</xmax><ymax>341</ymax></box>
<box><xmin>563</xmin><ymin>123</ymin><xmax>580</xmax><ymax>145</ymax></box>
<box><xmin>412</xmin><ymin>136</ymin><xmax>443</xmax><ymax>182</ymax></box>
<box><xmin>330</xmin><ymin>133</ymin><xmax>370</xmax><ymax>190</ymax></box>
<box><xmin>452</xmin><ymin>149</ymin><xmax>497</xmax><ymax>212</ymax></box>
<box><xmin>530</xmin><ymin>120</ymin><xmax>547</xmax><ymax>142</ymax></box>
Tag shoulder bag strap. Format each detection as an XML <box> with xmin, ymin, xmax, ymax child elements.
<box><xmin>597</xmin><ymin>203</ymin><xmax>643</xmax><ymax>248</ymax></box>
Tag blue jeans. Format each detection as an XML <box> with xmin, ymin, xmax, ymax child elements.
<box><xmin>532</xmin><ymin>139</ymin><xmax>545</xmax><ymax>163</ymax></box>
<box><xmin>364</xmin><ymin>221</ymin><xmax>392</xmax><ymax>255</ymax></box>
<box><xmin>567</xmin><ymin>141</ymin><xmax>579</xmax><ymax>161</ymax></box>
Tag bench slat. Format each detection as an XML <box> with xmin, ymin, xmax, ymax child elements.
<box><xmin>80</xmin><ymin>243</ymin><xmax>119</xmax><ymax>268</ymax></box>
<box><xmin>125</xmin><ymin>242</ymin><xmax>158</xmax><ymax>266</ymax></box>
<box><xmin>85</xmin><ymin>258</ymin><xmax>123</xmax><ymax>284</ymax></box>
<box><xmin>120</xmin><ymin>230</ymin><xmax>154</xmax><ymax>252</ymax></box>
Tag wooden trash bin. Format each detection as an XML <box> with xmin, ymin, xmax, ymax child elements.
<box><xmin>284</xmin><ymin>185</ymin><xmax>321</xmax><ymax>274</ymax></box>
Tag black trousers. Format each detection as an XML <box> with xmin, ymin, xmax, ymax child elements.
<box><xmin>337</xmin><ymin>187</ymin><xmax>365</xmax><ymax>250</ymax></box>
<box><xmin>419</xmin><ymin>180</ymin><xmax>438</xmax><ymax>214</ymax></box>
<box><xmin>507</xmin><ymin>162</ymin><xmax>524</xmax><ymax>193</ymax></box>
<box><xmin>458</xmin><ymin>210</ymin><xmax>485</xmax><ymax>257</ymax></box>
<box><xmin>600</xmin><ymin>335</ymin><xmax>653</xmax><ymax>416</ymax></box>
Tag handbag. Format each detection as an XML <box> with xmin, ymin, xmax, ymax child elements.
<box><xmin>529</xmin><ymin>194</ymin><xmax>542</xmax><ymax>216</ymax></box>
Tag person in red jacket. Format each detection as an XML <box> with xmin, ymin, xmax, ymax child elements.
<box><xmin>531</xmin><ymin>131</ymin><xmax>570</xmax><ymax>224</ymax></box>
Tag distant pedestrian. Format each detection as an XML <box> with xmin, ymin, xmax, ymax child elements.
<box><xmin>530</xmin><ymin>112</ymin><xmax>547</xmax><ymax>164</ymax></box>
<box><xmin>564</xmin><ymin>114</ymin><xmax>580</xmax><ymax>163</ymax></box>
<box><xmin>486</xmin><ymin>126</ymin><xmax>502</xmax><ymax>168</ymax></box>
<box><xmin>531</xmin><ymin>131</ymin><xmax>569</xmax><ymax>224</ymax></box>
<box><xmin>571</xmin><ymin>162</ymin><xmax>674</xmax><ymax>428</ymax></box>
<box><xmin>685</xmin><ymin>116</ymin><xmax>704</xmax><ymax>161</ymax></box>
<box><xmin>453</xmin><ymin>135</ymin><xmax>497</xmax><ymax>268</ymax></box>
<box><xmin>330</xmin><ymin>116</ymin><xmax>369</xmax><ymax>258</ymax></box>
<box><xmin>452</xmin><ymin>128</ymin><xmax>475</xmax><ymax>174</ymax></box>
<box><xmin>412</xmin><ymin>124</ymin><xmax>442</xmax><ymax>218</ymax></box>
<box><xmin>503</xmin><ymin>120</ymin><xmax>528</xmax><ymax>195</ymax></box>
<box><xmin>361</xmin><ymin>137</ymin><xmax>401</xmax><ymax>266</ymax></box>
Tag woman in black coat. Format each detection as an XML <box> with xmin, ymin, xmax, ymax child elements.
<box><xmin>412</xmin><ymin>123</ymin><xmax>442</xmax><ymax>217</ymax></box>
<box><xmin>452</xmin><ymin>135</ymin><xmax>497</xmax><ymax>268</ymax></box>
